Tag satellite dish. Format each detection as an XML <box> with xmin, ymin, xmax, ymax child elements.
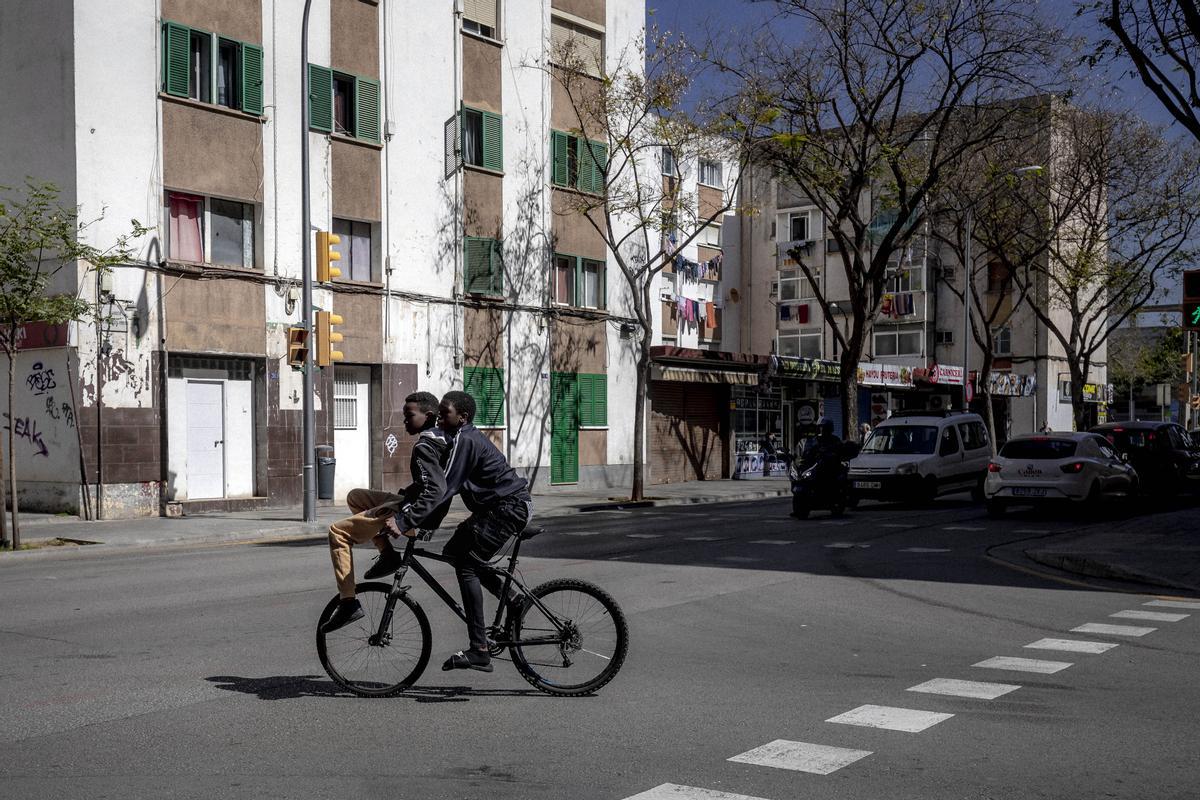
<box><xmin>727</xmin><ymin>288</ymin><xmax>741</xmax><ymax>303</ymax></box>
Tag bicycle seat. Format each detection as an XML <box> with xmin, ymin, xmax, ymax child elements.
<box><xmin>520</xmin><ymin>526</ymin><xmax>544</xmax><ymax>541</ymax></box>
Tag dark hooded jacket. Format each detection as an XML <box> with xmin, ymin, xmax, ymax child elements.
<box><xmin>387</xmin><ymin>426</ymin><xmax>452</xmax><ymax>531</ymax></box>
<box><xmin>440</xmin><ymin>423</ymin><xmax>530</xmax><ymax>513</ymax></box>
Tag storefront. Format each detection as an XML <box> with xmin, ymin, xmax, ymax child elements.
<box><xmin>972</xmin><ymin>371</ymin><xmax>1038</xmax><ymax>443</ymax></box>
<box><xmin>731</xmin><ymin>384</ymin><xmax>785</xmax><ymax>478</ymax></box>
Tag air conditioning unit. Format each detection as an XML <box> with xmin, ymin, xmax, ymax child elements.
<box><xmin>769</xmin><ymin>280</ymin><xmax>779</xmax><ymax>299</ymax></box>
<box><xmin>927</xmin><ymin>394</ymin><xmax>954</xmax><ymax>411</ymax></box>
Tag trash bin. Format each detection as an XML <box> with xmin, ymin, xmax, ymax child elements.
<box><xmin>316</xmin><ymin>444</ymin><xmax>336</xmax><ymax>500</ymax></box>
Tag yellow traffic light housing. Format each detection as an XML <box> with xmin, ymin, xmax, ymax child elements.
<box><xmin>286</xmin><ymin>327</ymin><xmax>309</xmax><ymax>370</ymax></box>
<box><xmin>316</xmin><ymin>231</ymin><xmax>342</xmax><ymax>283</ymax></box>
<box><xmin>315</xmin><ymin>310</ymin><xmax>344</xmax><ymax>367</ymax></box>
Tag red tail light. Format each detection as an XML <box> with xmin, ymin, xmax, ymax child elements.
<box><xmin>988</xmin><ymin>462</ymin><xmax>1002</xmax><ymax>473</ymax></box>
<box><xmin>1059</xmin><ymin>461</ymin><xmax>1085</xmax><ymax>474</ymax></box>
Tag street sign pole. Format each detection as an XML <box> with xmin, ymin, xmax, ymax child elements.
<box><xmin>301</xmin><ymin>0</ymin><xmax>316</xmax><ymax>522</ymax></box>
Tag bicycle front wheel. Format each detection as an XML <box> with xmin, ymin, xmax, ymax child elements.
<box><xmin>510</xmin><ymin>578</ymin><xmax>628</xmax><ymax>696</ymax></box>
<box><xmin>316</xmin><ymin>582</ymin><xmax>431</xmax><ymax>697</ymax></box>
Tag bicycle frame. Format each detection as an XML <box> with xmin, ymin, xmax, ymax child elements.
<box><xmin>375</xmin><ymin>534</ymin><xmax>571</xmax><ymax>652</ymax></box>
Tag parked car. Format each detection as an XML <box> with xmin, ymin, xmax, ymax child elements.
<box><xmin>984</xmin><ymin>432</ymin><xmax>1138</xmax><ymax>516</ymax></box>
<box><xmin>1090</xmin><ymin>422</ymin><xmax>1200</xmax><ymax>496</ymax></box>
<box><xmin>848</xmin><ymin>411</ymin><xmax>992</xmax><ymax>504</ymax></box>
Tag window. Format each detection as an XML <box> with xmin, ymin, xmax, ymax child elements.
<box><xmin>993</xmin><ymin>326</ymin><xmax>1012</xmax><ymax>356</ymax></box>
<box><xmin>874</xmin><ymin>327</ymin><xmax>922</xmax><ymax>357</ymax></box>
<box><xmin>332</xmin><ymin>218</ymin><xmax>373</xmax><ymax>282</ymax></box>
<box><xmin>333</xmin><ymin>373</ymin><xmax>358</xmax><ymax>430</ymax></box>
<box><xmin>886</xmin><ymin>264</ymin><xmax>924</xmax><ymax>292</ymax></box>
<box><xmin>938</xmin><ymin>425</ymin><xmax>960</xmax><ymax>456</ymax></box>
<box><xmin>463</xmin><ymin>366</ymin><xmax>505</xmax><ymax>427</ymax></box>
<box><xmin>698</xmin><ymin>159</ymin><xmax>722</xmax><ymax>188</ymax></box>
<box><xmin>168</xmin><ymin>191</ymin><xmax>256</xmax><ymax>268</ymax></box>
<box><xmin>307</xmin><ymin>64</ymin><xmax>380</xmax><ymax>142</ymax></box>
<box><xmin>552</xmin><ymin>253</ymin><xmax>606</xmax><ymax>309</ymax></box>
<box><xmin>987</xmin><ymin>260</ymin><xmax>1011</xmax><ymax>293</ymax></box>
<box><xmin>778</xmin><ymin>332</ymin><xmax>822</xmax><ymax>358</ymax></box>
<box><xmin>778</xmin><ymin>269</ymin><xmax>819</xmax><ymax>302</ymax></box>
<box><xmin>551</xmin><ymin>16</ymin><xmax>605</xmax><ymax>78</ymax></box>
<box><xmin>333</xmin><ymin>74</ymin><xmax>355</xmax><ymax>135</ymax></box>
<box><xmin>699</xmin><ymin>224</ymin><xmax>722</xmax><ymax>249</ymax></box>
<box><xmin>161</xmin><ymin>21</ymin><xmax>263</xmax><ymax>115</ymax></box>
<box><xmin>460</xmin><ymin>105</ymin><xmax>503</xmax><ymax>171</ymax></box>
<box><xmin>957</xmin><ymin>422</ymin><xmax>989</xmax><ymax>451</ymax></box>
<box><xmin>661</xmin><ymin>147</ymin><xmax>677</xmax><ymax>177</ymax></box>
<box><xmin>577</xmin><ymin>373</ymin><xmax>608</xmax><ymax>427</ymax></box>
<box><xmin>788</xmin><ymin>212</ymin><xmax>809</xmax><ymax>242</ymax></box>
<box><xmin>935</xmin><ymin>330</ymin><xmax>955</xmax><ymax>346</ymax></box>
<box><xmin>464</xmin><ymin>237</ymin><xmax>503</xmax><ymax>296</ymax></box>
<box><xmin>551</xmin><ymin>130</ymin><xmax>607</xmax><ymax>194</ymax></box>
<box><xmin>463</xmin><ymin>0</ymin><xmax>499</xmax><ymax>38</ymax></box>
<box><xmin>826</xmin><ymin>237</ymin><xmax>841</xmax><ymax>254</ymax></box>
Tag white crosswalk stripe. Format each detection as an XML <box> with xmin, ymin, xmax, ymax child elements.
<box><xmin>727</xmin><ymin>739</ymin><xmax>873</xmax><ymax>775</ymax></box>
<box><xmin>750</xmin><ymin>539</ymin><xmax>794</xmax><ymax>545</ymax></box>
<box><xmin>907</xmin><ymin>678</ymin><xmax>1021</xmax><ymax>700</ymax></box>
<box><xmin>973</xmin><ymin>656</ymin><xmax>1072</xmax><ymax>674</ymax></box>
<box><xmin>1110</xmin><ymin>610</ymin><xmax>1189</xmax><ymax>622</ymax></box>
<box><xmin>1145</xmin><ymin>599</ymin><xmax>1200</xmax><ymax>609</ymax></box>
<box><xmin>684</xmin><ymin>536</ymin><xmax>722</xmax><ymax>542</ymax></box>
<box><xmin>621</xmin><ymin>784</ymin><xmax>774</xmax><ymax>800</ymax></box>
<box><xmin>942</xmin><ymin>525</ymin><xmax>985</xmax><ymax>531</ymax></box>
<box><xmin>1024</xmin><ymin>638</ymin><xmax>1118</xmax><ymax>654</ymax></box>
<box><xmin>627</xmin><ymin>533</ymin><xmax>663</xmax><ymax>539</ymax></box>
<box><xmin>826</xmin><ymin>704</ymin><xmax>953</xmax><ymax>732</ymax></box>
<box><xmin>900</xmin><ymin>547</ymin><xmax>952</xmax><ymax>553</ymax></box>
<box><xmin>1071</xmin><ymin>622</ymin><xmax>1156</xmax><ymax>637</ymax></box>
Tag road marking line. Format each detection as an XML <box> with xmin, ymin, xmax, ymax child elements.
<box><xmin>1014</xmin><ymin>529</ymin><xmax>1050</xmax><ymax>534</ymax></box>
<box><xmin>819</xmin><ymin>520</ymin><xmax>854</xmax><ymax>526</ymax></box>
<box><xmin>826</xmin><ymin>704</ymin><xmax>953</xmax><ymax>732</ymax></box>
<box><xmin>881</xmin><ymin>523</ymin><xmax>913</xmax><ymax>528</ymax></box>
<box><xmin>626</xmin><ymin>534</ymin><xmax>663</xmax><ymax>539</ymax></box>
<box><xmin>900</xmin><ymin>547</ymin><xmax>952</xmax><ymax>553</ymax></box>
<box><xmin>1110</xmin><ymin>610</ymin><xmax>1189</xmax><ymax>622</ymax></box>
<box><xmin>1024</xmin><ymin>638</ymin><xmax>1119</xmax><ymax>654</ymax></box>
<box><xmin>1145</xmin><ymin>599</ymin><xmax>1200</xmax><ymax>609</ymax></box>
<box><xmin>621</xmin><ymin>785</ymin><xmax>774</xmax><ymax>800</ymax></box>
<box><xmin>684</xmin><ymin>536</ymin><xmax>722</xmax><ymax>541</ymax></box>
<box><xmin>1071</xmin><ymin>622</ymin><xmax>1156</xmax><ymax>637</ymax></box>
<box><xmin>718</xmin><ymin>556</ymin><xmax>761</xmax><ymax>563</ymax></box>
<box><xmin>750</xmin><ymin>539</ymin><xmax>794</xmax><ymax>545</ymax></box>
<box><xmin>561</xmin><ymin>531</ymin><xmax>602</xmax><ymax>536</ymax></box>
<box><xmin>727</xmin><ymin>739</ymin><xmax>872</xmax><ymax>775</ymax></box>
<box><xmin>942</xmin><ymin>526</ymin><xmax>985</xmax><ymax>531</ymax></box>
<box><xmin>825</xmin><ymin>542</ymin><xmax>870</xmax><ymax>549</ymax></box>
<box><xmin>907</xmin><ymin>678</ymin><xmax>1021</xmax><ymax>700</ymax></box>
<box><xmin>973</xmin><ymin>656</ymin><xmax>1072</xmax><ymax>674</ymax></box>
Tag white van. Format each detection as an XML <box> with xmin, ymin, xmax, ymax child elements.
<box><xmin>848</xmin><ymin>411</ymin><xmax>992</xmax><ymax>503</ymax></box>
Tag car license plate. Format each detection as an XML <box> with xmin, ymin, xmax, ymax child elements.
<box><xmin>853</xmin><ymin>481</ymin><xmax>882</xmax><ymax>489</ymax></box>
<box><xmin>1012</xmin><ymin>487</ymin><xmax>1047</xmax><ymax>497</ymax></box>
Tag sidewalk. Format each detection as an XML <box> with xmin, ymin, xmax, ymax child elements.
<box><xmin>3</xmin><ymin>478</ymin><xmax>791</xmax><ymax>558</ymax></box>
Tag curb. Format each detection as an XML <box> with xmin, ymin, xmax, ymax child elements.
<box><xmin>0</xmin><ymin>487</ymin><xmax>793</xmax><ymax>563</ymax></box>
<box><xmin>1025</xmin><ymin>549</ymin><xmax>1200</xmax><ymax>595</ymax></box>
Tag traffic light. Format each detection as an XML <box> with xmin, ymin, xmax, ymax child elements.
<box><xmin>286</xmin><ymin>327</ymin><xmax>309</xmax><ymax>369</ymax></box>
<box><xmin>1185</xmin><ymin>269</ymin><xmax>1200</xmax><ymax>331</ymax></box>
<box><xmin>315</xmin><ymin>310</ymin><xmax>344</xmax><ymax>368</ymax></box>
<box><xmin>316</xmin><ymin>231</ymin><xmax>342</xmax><ymax>283</ymax></box>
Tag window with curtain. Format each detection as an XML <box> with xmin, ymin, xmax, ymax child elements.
<box><xmin>463</xmin><ymin>0</ymin><xmax>499</xmax><ymax>38</ymax></box>
<box><xmin>189</xmin><ymin>31</ymin><xmax>211</xmax><ymax>103</ymax></box>
<box><xmin>333</xmin><ymin>74</ymin><xmax>355</xmax><ymax>136</ymax></box>
<box><xmin>581</xmin><ymin>259</ymin><xmax>603</xmax><ymax>308</ymax></box>
<box><xmin>216</xmin><ymin>39</ymin><xmax>239</xmax><ymax>109</ymax></box>
<box><xmin>210</xmin><ymin>198</ymin><xmax>253</xmax><ymax>268</ymax></box>
<box><xmin>168</xmin><ymin>193</ymin><xmax>204</xmax><ymax>262</ymax></box>
<box><xmin>554</xmin><ymin>254</ymin><xmax>575</xmax><ymax>305</ymax></box>
<box><xmin>698</xmin><ymin>159</ymin><xmax>723</xmax><ymax>188</ymax></box>
<box><xmin>332</xmin><ymin>218</ymin><xmax>373</xmax><ymax>282</ymax></box>
<box><xmin>550</xmin><ymin>16</ymin><xmax>604</xmax><ymax>77</ymax></box>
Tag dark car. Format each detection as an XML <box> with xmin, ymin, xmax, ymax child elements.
<box><xmin>1089</xmin><ymin>422</ymin><xmax>1200</xmax><ymax>496</ymax></box>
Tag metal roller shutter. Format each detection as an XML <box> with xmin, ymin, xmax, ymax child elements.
<box><xmin>649</xmin><ymin>381</ymin><xmax>728</xmax><ymax>484</ymax></box>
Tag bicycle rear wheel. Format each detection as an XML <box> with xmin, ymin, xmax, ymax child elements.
<box><xmin>509</xmin><ymin>578</ymin><xmax>628</xmax><ymax>696</ymax></box>
<box><xmin>316</xmin><ymin>582</ymin><xmax>431</xmax><ymax>697</ymax></box>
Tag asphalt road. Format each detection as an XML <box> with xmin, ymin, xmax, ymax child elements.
<box><xmin>0</xmin><ymin>496</ymin><xmax>1197</xmax><ymax>800</ymax></box>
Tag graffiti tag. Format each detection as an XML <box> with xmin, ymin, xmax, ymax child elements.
<box><xmin>385</xmin><ymin>433</ymin><xmax>399</xmax><ymax>457</ymax></box>
<box><xmin>44</xmin><ymin>397</ymin><xmax>76</xmax><ymax>428</ymax></box>
<box><xmin>3</xmin><ymin>413</ymin><xmax>49</xmax><ymax>457</ymax></box>
<box><xmin>26</xmin><ymin>361</ymin><xmax>57</xmax><ymax>396</ymax></box>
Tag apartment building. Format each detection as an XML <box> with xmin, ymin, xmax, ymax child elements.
<box><xmin>0</xmin><ymin>0</ymin><xmax>647</xmax><ymax>518</ymax></box>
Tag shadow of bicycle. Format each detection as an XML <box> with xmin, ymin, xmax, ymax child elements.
<box><xmin>205</xmin><ymin>674</ymin><xmax>551</xmax><ymax>703</ymax></box>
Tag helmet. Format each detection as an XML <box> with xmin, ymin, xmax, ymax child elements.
<box><xmin>818</xmin><ymin>418</ymin><xmax>835</xmax><ymax>435</ymax></box>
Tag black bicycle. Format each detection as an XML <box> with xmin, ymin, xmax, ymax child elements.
<box><xmin>316</xmin><ymin>527</ymin><xmax>628</xmax><ymax>698</ymax></box>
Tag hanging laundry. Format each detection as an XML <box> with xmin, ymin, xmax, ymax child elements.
<box><xmin>706</xmin><ymin>301</ymin><xmax>716</xmax><ymax>322</ymax></box>
<box><xmin>880</xmin><ymin>293</ymin><xmax>895</xmax><ymax>318</ymax></box>
<box><xmin>796</xmin><ymin>304</ymin><xmax>809</xmax><ymax>324</ymax></box>
<box><xmin>780</xmin><ymin>305</ymin><xmax>792</xmax><ymax>321</ymax></box>
<box><xmin>894</xmin><ymin>292</ymin><xmax>914</xmax><ymax>316</ymax></box>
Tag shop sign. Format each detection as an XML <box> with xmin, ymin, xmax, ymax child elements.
<box><xmin>856</xmin><ymin>362</ymin><xmax>914</xmax><ymax>388</ymax></box>
<box><xmin>0</xmin><ymin>321</ymin><xmax>72</xmax><ymax>351</ymax></box>
<box><xmin>731</xmin><ymin>385</ymin><xmax>782</xmax><ymax>411</ymax></box>
<box><xmin>770</xmin><ymin>355</ymin><xmax>840</xmax><ymax>382</ymax></box>
<box><xmin>928</xmin><ymin>363</ymin><xmax>964</xmax><ymax>386</ymax></box>
<box><xmin>986</xmin><ymin>372</ymin><xmax>1037</xmax><ymax>397</ymax></box>
<box><xmin>1081</xmin><ymin>383</ymin><xmax>1114</xmax><ymax>404</ymax></box>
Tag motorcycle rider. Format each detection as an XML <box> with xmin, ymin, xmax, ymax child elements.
<box><xmin>801</xmin><ymin>419</ymin><xmax>844</xmax><ymax>485</ymax></box>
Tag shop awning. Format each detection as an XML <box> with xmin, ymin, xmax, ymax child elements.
<box><xmin>651</xmin><ymin>364</ymin><xmax>760</xmax><ymax>384</ymax></box>
<box><xmin>769</xmin><ymin>355</ymin><xmax>841</xmax><ymax>382</ymax></box>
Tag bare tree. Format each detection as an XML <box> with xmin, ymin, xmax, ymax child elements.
<box><xmin>1002</xmin><ymin>107</ymin><xmax>1200</xmax><ymax>429</ymax></box>
<box><xmin>1087</xmin><ymin>0</ymin><xmax>1200</xmax><ymax>143</ymax></box>
<box><xmin>716</xmin><ymin>0</ymin><xmax>1066</xmax><ymax>438</ymax></box>
<box><xmin>543</xmin><ymin>29</ymin><xmax>762</xmax><ymax>500</ymax></box>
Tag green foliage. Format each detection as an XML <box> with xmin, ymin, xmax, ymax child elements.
<box><xmin>0</xmin><ymin>181</ymin><xmax>147</xmax><ymax>350</ymax></box>
<box><xmin>1110</xmin><ymin>326</ymin><xmax>1186</xmax><ymax>394</ymax></box>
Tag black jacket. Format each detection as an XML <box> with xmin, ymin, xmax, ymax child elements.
<box><xmin>391</xmin><ymin>427</ymin><xmax>452</xmax><ymax>531</ymax></box>
<box><xmin>441</xmin><ymin>423</ymin><xmax>530</xmax><ymax>512</ymax></box>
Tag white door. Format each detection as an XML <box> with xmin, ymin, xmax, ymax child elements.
<box><xmin>333</xmin><ymin>366</ymin><xmax>371</xmax><ymax>500</ymax></box>
<box><xmin>186</xmin><ymin>380</ymin><xmax>225</xmax><ymax>499</ymax></box>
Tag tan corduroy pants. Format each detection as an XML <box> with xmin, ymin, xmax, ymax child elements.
<box><xmin>328</xmin><ymin>488</ymin><xmax>402</xmax><ymax>599</ymax></box>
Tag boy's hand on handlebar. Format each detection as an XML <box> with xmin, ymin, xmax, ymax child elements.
<box><xmin>383</xmin><ymin>516</ymin><xmax>404</xmax><ymax>538</ymax></box>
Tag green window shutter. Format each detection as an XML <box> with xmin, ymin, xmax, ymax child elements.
<box><xmin>551</xmin><ymin>372</ymin><xmax>579</xmax><ymax>483</ymax></box>
<box><xmin>241</xmin><ymin>43</ymin><xmax>264</xmax><ymax>115</ymax></box>
<box><xmin>551</xmin><ymin>130</ymin><xmax>569</xmax><ymax>186</ymax></box>
<box><xmin>590</xmin><ymin>373</ymin><xmax>607</xmax><ymax>426</ymax></box>
<box><xmin>163</xmin><ymin>22</ymin><xmax>191</xmax><ymax>97</ymax></box>
<box><xmin>577</xmin><ymin>373</ymin><xmax>594</xmax><ymax>427</ymax></box>
<box><xmin>599</xmin><ymin>260</ymin><xmax>607</xmax><ymax>309</ymax></box>
<box><xmin>488</xmin><ymin>367</ymin><xmax>505</xmax><ymax>426</ymax></box>
<box><xmin>464</xmin><ymin>366</ymin><xmax>504</xmax><ymax>427</ymax></box>
<box><xmin>355</xmin><ymin>76</ymin><xmax>380</xmax><ymax>142</ymax></box>
<box><xmin>464</xmin><ymin>237</ymin><xmax>491</xmax><ymax>294</ymax></box>
<box><xmin>308</xmin><ymin>64</ymin><xmax>333</xmax><ymax>132</ymax></box>
<box><xmin>589</xmin><ymin>140</ymin><xmax>608</xmax><ymax>194</ymax></box>
<box><xmin>489</xmin><ymin>238</ymin><xmax>504</xmax><ymax>295</ymax></box>
<box><xmin>482</xmin><ymin>111</ymin><xmax>503</xmax><ymax>171</ymax></box>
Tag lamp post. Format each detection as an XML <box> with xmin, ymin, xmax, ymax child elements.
<box><xmin>960</xmin><ymin>164</ymin><xmax>1042</xmax><ymax>412</ymax></box>
<box><xmin>301</xmin><ymin>0</ymin><xmax>316</xmax><ymax>522</ymax></box>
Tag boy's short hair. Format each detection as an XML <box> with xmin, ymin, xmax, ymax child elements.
<box><xmin>404</xmin><ymin>391</ymin><xmax>439</xmax><ymax>416</ymax></box>
<box><xmin>442</xmin><ymin>390</ymin><xmax>476</xmax><ymax>422</ymax></box>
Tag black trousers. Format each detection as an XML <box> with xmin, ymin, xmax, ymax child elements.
<box><xmin>442</xmin><ymin>495</ymin><xmax>532</xmax><ymax>650</ymax></box>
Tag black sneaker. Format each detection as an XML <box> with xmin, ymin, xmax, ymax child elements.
<box><xmin>441</xmin><ymin>649</ymin><xmax>493</xmax><ymax>672</ymax></box>
<box><xmin>363</xmin><ymin>548</ymin><xmax>403</xmax><ymax>580</ymax></box>
<box><xmin>320</xmin><ymin>598</ymin><xmax>364</xmax><ymax>634</ymax></box>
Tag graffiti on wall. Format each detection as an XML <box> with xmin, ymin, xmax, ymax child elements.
<box><xmin>26</xmin><ymin>361</ymin><xmax>57</xmax><ymax>396</ymax></box>
<box><xmin>3</xmin><ymin>413</ymin><xmax>49</xmax><ymax>457</ymax></box>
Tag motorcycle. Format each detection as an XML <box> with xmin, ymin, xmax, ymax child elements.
<box><xmin>789</xmin><ymin>441</ymin><xmax>861</xmax><ymax>519</ymax></box>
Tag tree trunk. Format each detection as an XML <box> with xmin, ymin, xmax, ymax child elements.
<box><xmin>837</xmin><ymin>345</ymin><xmax>861</xmax><ymax>441</ymax></box>
<box><xmin>0</xmin><ymin>349</ymin><xmax>7</xmax><ymax>549</ymax></box>
<box><xmin>1070</xmin><ymin>363</ymin><xmax>1088</xmax><ymax>432</ymax></box>
<box><xmin>7</xmin><ymin>351</ymin><xmax>19</xmax><ymax>549</ymax></box>
<box><xmin>979</xmin><ymin>354</ymin><xmax>998</xmax><ymax>455</ymax></box>
<box><xmin>630</xmin><ymin>341</ymin><xmax>650</xmax><ymax>502</ymax></box>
